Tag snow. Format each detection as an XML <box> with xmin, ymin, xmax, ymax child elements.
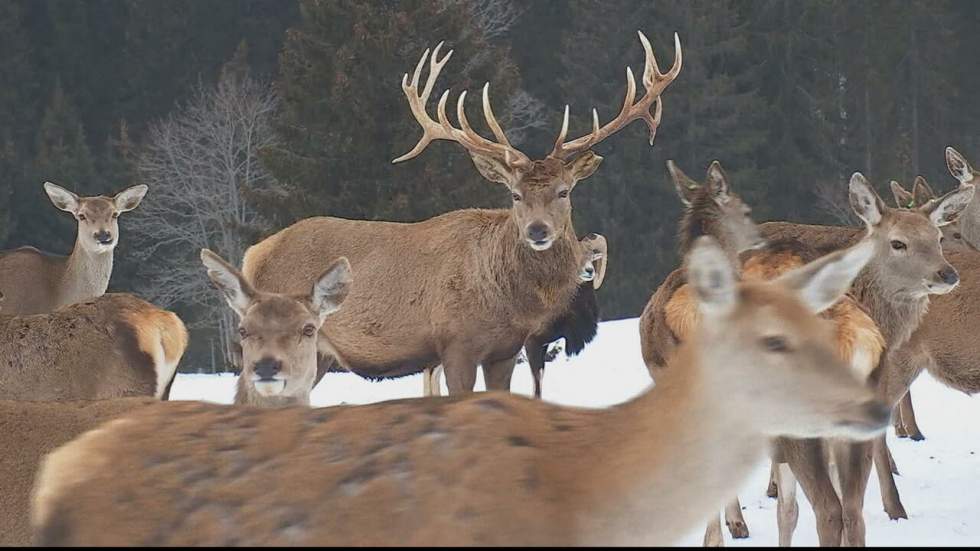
<box><xmin>170</xmin><ymin>317</ymin><xmax>980</xmax><ymax>546</ymax></box>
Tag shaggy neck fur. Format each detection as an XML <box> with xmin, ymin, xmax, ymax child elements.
<box><xmin>480</xmin><ymin>212</ymin><xmax>581</xmax><ymax>328</ymax></box>
<box><xmin>59</xmin><ymin>234</ymin><xmax>113</xmax><ymax>307</ymax></box>
<box><xmin>234</xmin><ymin>376</ymin><xmax>310</xmax><ymax>408</ymax></box>
<box><xmin>570</xmin><ymin>336</ymin><xmax>766</xmax><ymax>545</ymax></box>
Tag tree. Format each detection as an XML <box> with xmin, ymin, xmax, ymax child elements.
<box><xmin>130</xmin><ymin>48</ymin><xmax>281</xmax><ymax>371</ymax></box>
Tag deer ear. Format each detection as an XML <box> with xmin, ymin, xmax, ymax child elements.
<box><xmin>946</xmin><ymin>147</ymin><xmax>975</xmax><ymax>185</ymax></box>
<box><xmin>311</xmin><ymin>257</ymin><xmax>353</xmax><ymax>323</ymax></box>
<box><xmin>114</xmin><ymin>185</ymin><xmax>148</xmax><ymax>212</ymax></box>
<box><xmin>848</xmin><ymin>173</ymin><xmax>884</xmax><ymax>227</ymax></box>
<box><xmin>470</xmin><ymin>152</ymin><xmax>520</xmax><ymax>188</ymax></box>
<box><xmin>44</xmin><ymin>182</ymin><xmax>80</xmax><ymax>213</ymax></box>
<box><xmin>200</xmin><ymin>249</ymin><xmax>255</xmax><ymax>318</ymax></box>
<box><xmin>705</xmin><ymin>160</ymin><xmax>731</xmax><ymax>204</ymax></box>
<box><xmin>912</xmin><ymin>176</ymin><xmax>935</xmax><ymax>205</ymax></box>
<box><xmin>687</xmin><ymin>236</ymin><xmax>738</xmax><ymax>318</ymax></box>
<box><xmin>776</xmin><ymin>240</ymin><xmax>873</xmax><ymax>314</ymax></box>
<box><xmin>567</xmin><ymin>151</ymin><xmax>603</xmax><ymax>186</ymax></box>
<box><xmin>667</xmin><ymin>160</ymin><xmax>699</xmax><ymax>206</ymax></box>
<box><xmin>890</xmin><ymin>181</ymin><xmax>914</xmax><ymax>209</ymax></box>
<box><xmin>921</xmin><ymin>185</ymin><xmax>975</xmax><ymax>228</ymax></box>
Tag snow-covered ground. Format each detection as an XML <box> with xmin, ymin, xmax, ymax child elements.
<box><xmin>170</xmin><ymin>317</ymin><xmax>979</xmax><ymax>546</ymax></box>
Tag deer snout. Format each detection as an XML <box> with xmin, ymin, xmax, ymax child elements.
<box><xmin>526</xmin><ymin>222</ymin><xmax>553</xmax><ymax>250</ymax></box>
<box><xmin>93</xmin><ymin>230</ymin><xmax>114</xmax><ymax>245</ymax></box>
<box><xmin>937</xmin><ymin>266</ymin><xmax>959</xmax><ymax>286</ymax></box>
<box><xmin>862</xmin><ymin>399</ymin><xmax>892</xmax><ymax>429</ymax></box>
<box><xmin>253</xmin><ymin>358</ymin><xmax>282</xmax><ymax>381</ymax></box>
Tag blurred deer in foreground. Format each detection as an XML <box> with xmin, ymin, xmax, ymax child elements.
<box><xmin>423</xmin><ymin>233</ymin><xmax>608</xmax><ymax>398</ymax></box>
<box><xmin>201</xmin><ymin>249</ymin><xmax>352</xmax><ymax>408</ymax></box>
<box><xmin>31</xmin><ymin>236</ymin><xmax>888</xmax><ymax>546</ymax></box>
<box><xmin>0</xmin><ymin>182</ymin><xmax>147</xmax><ymax>315</ymax></box>
<box><xmin>243</xmin><ymin>32</ymin><xmax>681</xmax><ymax>396</ymax></box>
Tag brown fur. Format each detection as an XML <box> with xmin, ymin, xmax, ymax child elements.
<box><xmin>243</xmin><ymin>209</ymin><xmax>586</xmax><ymax>393</ymax></box>
<box><xmin>0</xmin><ymin>293</ymin><xmax>187</xmax><ymax>401</ymax></box>
<box><xmin>0</xmin><ymin>398</ymin><xmax>155</xmax><ymax>545</ymax></box>
<box><xmin>30</xmin><ymin>248</ymin><xmax>888</xmax><ymax>546</ymax></box>
<box><xmin>0</xmin><ymin>184</ymin><xmax>147</xmax><ymax>315</ymax></box>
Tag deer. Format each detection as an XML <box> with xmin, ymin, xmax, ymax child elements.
<box><xmin>200</xmin><ymin>249</ymin><xmax>352</xmax><ymax>408</ymax></box>
<box><xmin>0</xmin><ymin>182</ymin><xmax>148</xmax><ymax>315</ymax></box>
<box><xmin>242</xmin><ymin>32</ymin><xmax>681</xmax><ymax>396</ymax></box>
<box><xmin>31</xmin><ymin>236</ymin><xmax>891</xmax><ymax>546</ymax></box>
<box><xmin>423</xmin><ymin>233</ymin><xmax>607</xmax><ymax>398</ymax></box>
<box><xmin>753</xmin><ymin>172</ymin><xmax>973</xmax><ymax>546</ymax></box>
<box><xmin>638</xmin><ymin>161</ymin><xmax>887</xmax><ymax>545</ymax></box>
<box><xmin>0</xmin><ymin>293</ymin><xmax>188</xmax><ymax>402</ymax></box>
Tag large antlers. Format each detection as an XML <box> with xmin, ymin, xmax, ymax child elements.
<box><xmin>392</xmin><ymin>42</ymin><xmax>532</xmax><ymax>168</ymax></box>
<box><xmin>549</xmin><ymin>31</ymin><xmax>682</xmax><ymax>160</ymax></box>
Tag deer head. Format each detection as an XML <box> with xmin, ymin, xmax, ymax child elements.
<box><xmin>393</xmin><ymin>33</ymin><xmax>682</xmax><ymax>251</ymax></box>
<box><xmin>578</xmin><ymin>233</ymin><xmax>608</xmax><ymax>289</ymax></box>
<box><xmin>890</xmin><ymin>176</ymin><xmax>978</xmax><ymax>253</ymax></box>
<box><xmin>944</xmin><ymin>147</ymin><xmax>980</xmax><ymax>247</ymax></box>
<box><xmin>44</xmin><ymin>182</ymin><xmax>148</xmax><ymax>255</ymax></box>
<box><xmin>688</xmin><ymin>236</ymin><xmax>887</xmax><ymax>438</ymax></box>
<box><xmin>849</xmin><ymin>173</ymin><xmax>972</xmax><ymax>297</ymax></box>
<box><xmin>667</xmin><ymin>159</ymin><xmax>765</xmax><ymax>255</ymax></box>
<box><xmin>201</xmin><ymin>249</ymin><xmax>352</xmax><ymax>403</ymax></box>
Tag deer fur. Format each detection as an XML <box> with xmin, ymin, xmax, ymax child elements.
<box><xmin>201</xmin><ymin>249</ymin><xmax>352</xmax><ymax>408</ymax></box>
<box><xmin>757</xmin><ymin>174</ymin><xmax>972</xmax><ymax>546</ymax></box>
<box><xmin>31</xmin><ymin>237</ymin><xmax>889</xmax><ymax>546</ymax></box>
<box><xmin>0</xmin><ymin>398</ymin><xmax>157</xmax><ymax>546</ymax></box>
<box><xmin>0</xmin><ymin>183</ymin><xmax>147</xmax><ymax>315</ymax></box>
<box><xmin>0</xmin><ymin>293</ymin><xmax>187</xmax><ymax>401</ymax></box>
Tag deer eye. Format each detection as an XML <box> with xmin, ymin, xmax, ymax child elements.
<box><xmin>954</xmin><ymin>232</ymin><xmax>962</xmax><ymax>240</ymax></box>
<box><xmin>557</xmin><ymin>189</ymin><xmax>569</xmax><ymax>199</ymax></box>
<box><xmin>78</xmin><ymin>213</ymin><xmax>87</xmax><ymax>221</ymax></box>
<box><xmin>238</xmin><ymin>327</ymin><xmax>248</xmax><ymax>339</ymax></box>
<box><xmin>302</xmin><ymin>324</ymin><xmax>317</xmax><ymax>337</ymax></box>
<box><xmin>761</xmin><ymin>336</ymin><xmax>789</xmax><ymax>353</ymax></box>
<box><xmin>890</xmin><ymin>240</ymin><xmax>907</xmax><ymax>251</ymax></box>
<box><xmin>112</xmin><ymin>212</ymin><xmax>119</xmax><ymax>219</ymax></box>
<box><xmin>512</xmin><ymin>193</ymin><xmax>522</xmax><ymax>202</ymax></box>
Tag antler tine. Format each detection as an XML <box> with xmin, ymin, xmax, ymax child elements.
<box><xmin>548</xmin><ymin>31</ymin><xmax>682</xmax><ymax>160</ymax></box>
<box><xmin>393</xmin><ymin>43</ymin><xmax>531</xmax><ymax>167</ymax></box>
<box><xmin>551</xmin><ymin>105</ymin><xmax>570</xmax><ymax>154</ymax></box>
<box><xmin>482</xmin><ymin>83</ymin><xmax>512</xmax><ymax>147</ymax></box>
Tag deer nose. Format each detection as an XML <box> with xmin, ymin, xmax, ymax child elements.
<box><xmin>526</xmin><ymin>223</ymin><xmax>551</xmax><ymax>243</ymax></box>
<box><xmin>862</xmin><ymin>399</ymin><xmax>891</xmax><ymax>429</ymax></box>
<box><xmin>93</xmin><ymin>231</ymin><xmax>113</xmax><ymax>245</ymax></box>
<box><xmin>937</xmin><ymin>266</ymin><xmax>959</xmax><ymax>286</ymax></box>
<box><xmin>253</xmin><ymin>358</ymin><xmax>282</xmax><ymax>380</ymax></box>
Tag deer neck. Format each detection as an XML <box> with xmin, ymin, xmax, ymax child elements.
<box><xmin>957</xmin><ymin>197</ymin><xmax>980</xmax><ymax>250</ymax></box>
<box><xmin>60</xmin><ymin>235</ymin><xmax>113</xmax><ymax>306</ymax></box>
<box><xmin>568</xmin><ymin>341</ymin><xmax>766</xmax><ymax>545</ymax></box>
<box><xmin>852</xmin><ymin>267</ymin><xmax>929</xmax><ymax>351</ymax></box>
<box><xmin>483</xmin><ymin>214</ymin><xmax>580</xmax><ymax>319</ymax></box>
<box><xmin>234</xmin><ymin>377</ymin><xmax>310</xmax><ymax>408</ymax></box>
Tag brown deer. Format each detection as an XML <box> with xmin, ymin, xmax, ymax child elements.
<box><xmin>0</xmin><ymin>398</ymin><xmax>157</xmax><ymax>546</ymax></box>
<box><xmin>201</xmin><ymin>249</ymin><xmax>352</xmax><ymax>408</ymax></box>
<box><xmin>0</xmin><ymin>293</ymin><xmax>188</xmax><ymax>401</ymax></box>
<box><xmin>31</xmin><ymin>236</ymin><xmax>890</xmax><ymax>546</ymax></box>
<box><xmin>639</xmin><ymin>161</ymin><xmax>884</xmax><ymax>545</ymax></box>
<box><xmin>756</xmin><ymin>173</ymin><xmax>972</xmax><ymax>546</ymax></box>
<box><xmin>423</xmin><ymin>233</ymin><xmax>607</xmax><ymax>398</ymax></box>
<box><xmin>242</xmin><ymin>33</ymin><xmax>681</xmax><ymax>396</ymax></box>
<box><xmin>0</xmin><ymin>182</ymin><xmax>147</xmax><ymax>315</ymax></box>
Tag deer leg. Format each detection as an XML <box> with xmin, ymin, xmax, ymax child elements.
<box><xmin>784</xmin><ymin>439</ymin><xmax>843</xmax><ymax>546</ymax></box>
<box><xmin>422</xmin><ymin>366</ymin><xmax>444</xmax><ymax>397</ymax></box>
<box><xmin>526</xmin><ymin>343</ymin><xmax>546</xmax><ymax>399</ymax></box>
<box><xmin>483</xmin><ymin>356</ymin><xmax>517</xmax><ymax>392</ymax></box>
<box><xmin>874</xmin><ymin>435</ymin><xmax>908</xmax><ymax>520</ymax></box>
<box><xmin>702</xmin><ymin>514</ymin><xmax>724</xmax><ymax>547</ymax></box>
<box><xmin>895</xmin><ymin>391</ymin><xmax>925</xmax><ymax>441</ymax></box>
<box><xmin>442</xmin><ymin>350</ymin><xmax>479</xmax><ymax>395</ymax></box>
<box><xmin>775</xmin><ymin>463</ymin><xmax>799</xmax><ymax>547</ymax></box>
<box><xmin>724</xmin><ymin>497</ymin><xmax>748</xmax><ymax>539</ymax></box>
<box><xmin>833</xmin><ymin>440</ymin><xmax>874</xmax><ymax>546</ymax></box>
<box><xmin>766</xmin><ymin>461</ymin><xmax>779</xmax><ymax>498</ymax></box>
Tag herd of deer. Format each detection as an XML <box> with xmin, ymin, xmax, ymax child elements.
<box><xmin>0</xmin><ymin>30</ymin><xmax>977</xmax><ymax>546</ymax></box>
